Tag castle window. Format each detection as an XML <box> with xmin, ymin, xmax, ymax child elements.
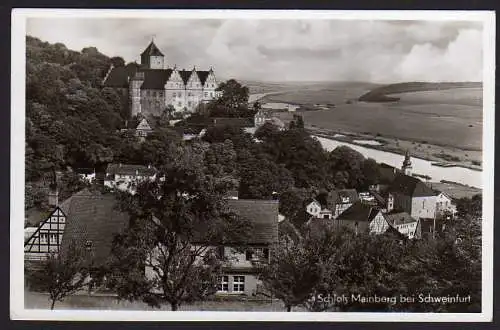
<box><xmin>204</xmin><ymin>92</ymin><xmax>208</xmax><ymax>97</ymax></box>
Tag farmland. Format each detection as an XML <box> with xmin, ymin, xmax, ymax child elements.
<box><xmin>255</xmin><ymin>83</ymin><xmax>482</xmax><ymax>151</ymax></box>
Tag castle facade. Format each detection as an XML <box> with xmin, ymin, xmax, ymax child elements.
<box><xmin>103</xmin><ymin>40</ymin><xmax>220</xmax><ymax>117</ymax></box>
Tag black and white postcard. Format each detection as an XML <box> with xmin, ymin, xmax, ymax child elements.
<box><xmin>10</xmin><ymin>9</ymin><xmax>495</xmax><ymax>322</ymax></box>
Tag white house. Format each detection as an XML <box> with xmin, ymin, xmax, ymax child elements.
<box><xmin>435</xmin><ymin>192</ymin><xmax>457</xmax><ymax>218</ymax></box>
<box><xmin>104</xmin><ymin>163</ymin><xmax>157</xmax><ymax>194</ymax></box>
<box><xmin>383</xmin><ymin>212</ymin><xmax>421</xmax><ymax>239</ymax></box>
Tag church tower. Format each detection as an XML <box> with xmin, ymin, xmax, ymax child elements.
<box><xmin>140</xmin><ymin>39</ymin><xmax>164</xmax><ymax>69</ymax></box>
<box><xmin>402</xmin><ymin>150</ymin><xmax>412</xmax><ymax>176</ymax></box>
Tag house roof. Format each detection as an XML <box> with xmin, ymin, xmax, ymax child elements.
<box><xmin>212</xmin><ymin>117</ymin><xmax>254</xmax><ymax>128</ymax></box>
<box><xmin>60</xmin><ymin>190</ymin><xmax>130</xmax><ymax>265</ymax></box>
<box><xmin>337</xmin><ymin>201</ymin><xmax>380</xmax><ymax>222</ymax></box>
<box><xmin>318</xmin><ymin>189</ymin><xmax>359</xmax><ymax>209</ymax></box>
<box><xmin>226</xmin><ymin>199</ymin><xmax>279</xmax><ymax>245</ymax></box>
<box><xmin>136</xmin><ymin>118</ymin><xmax>152</xmax><ymax>131</ymax></box>
<box><xmin>383</xmin><ymin>211</ymin><xmax>417</xmax><ymax>226</ymax></box>
<box><xmin>390</xmin><ymin>174</ymin><xmax>436</xmax><ymax>197</ymax></box>
<box><xmin>141</xmin><ymin>41</ymin><xmax>164</xmax><ymax>56</ymax></box>
<box><xmin>75</xmin><ymin>168</ymin><xmax>95</xmax><ymax>175</ymax></box>
<box><xmin>106</xmin><ymin>163</ymin><xmax>157</xmax><ymax>177</ymax></box>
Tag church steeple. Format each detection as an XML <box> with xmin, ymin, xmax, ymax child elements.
<box><xmin>402</xmin><ymin>150</ymin><xmax>412</xmax><ymax>176</ymax></box>
<box><xmin>140</xmin><ymin>39</ymin><xmax>165</xmax><ymax>69</ymax></box>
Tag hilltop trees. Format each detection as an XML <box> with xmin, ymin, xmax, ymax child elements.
<box><xmin>207</xmin><ymin>79</ymin><xmax>254</xmax><ymax>118</ymax></box>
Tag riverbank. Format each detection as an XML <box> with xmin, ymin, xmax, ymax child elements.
<box><xmin>308</xmin><ymin>127</ymin><xmax>482</xmax><ymax>172</ymax></box>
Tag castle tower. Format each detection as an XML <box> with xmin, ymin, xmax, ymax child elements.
<box><xmin>140</xmin><ymin>39</ymin><xmax>164</xmax><ymax>69</ymax></box>
<box><xmin>130</xmin><ymin>72</ymin><xmax>144</xmax><ymax>116</ymax></box>
<box><xmin>402</xmin><ymin>150</ymin><xmax>412</xmax><ymax>176</ymax></box>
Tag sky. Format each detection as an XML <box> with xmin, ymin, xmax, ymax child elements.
<box><xmin>26</xmin><ymin>17</ymin><xmax>483</xmax><ymax>83</ymax></box>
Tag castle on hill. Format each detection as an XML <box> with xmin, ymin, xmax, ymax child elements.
<box><xmin>103</xmin><ymin>40</ymin><xmax>220</xmax><ymax>116</ymax></box>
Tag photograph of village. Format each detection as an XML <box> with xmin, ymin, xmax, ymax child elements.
<box><xmin>19</xmin><ymin>12</ymin><xmax>487</xmax><ymax>315</ymax></box>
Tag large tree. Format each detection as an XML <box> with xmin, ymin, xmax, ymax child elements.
<box><xmin>108</xmin><ymin>144</ymin><xmax>253</xmax><ymax>311</ymax></box>
<box><xmin>208</xmin><ymin>79</ymin><xmax>254</xmax><ymax>118</ymax></box>
<box><xmin>25</xmin><ymin>243</ymin><xmax>90</xmax><ymax>310</ymax></box>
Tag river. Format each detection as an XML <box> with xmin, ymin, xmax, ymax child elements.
<box><xmin>315</xmin><ymin>136</ymin><xmax>482</xmax><ymax>189</ymax></box>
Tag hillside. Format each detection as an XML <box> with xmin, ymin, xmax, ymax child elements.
<box><xmin>358</xmin><ymin>82</ymin><xmax>483</xmax><ymax>102</ymax></box>
<box><xmin>25</xmin><ymin>36</ymin><xmax>129</xmax><ymax>182</ymax></box>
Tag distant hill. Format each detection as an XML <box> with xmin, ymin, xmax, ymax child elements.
<box><xmin>358</xmin><ymin>82</ymin><xmax>483</xmax><ymax>103</ymax></box>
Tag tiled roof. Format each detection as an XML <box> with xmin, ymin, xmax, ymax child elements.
<box><xmin>106</xmin><ymin>163</ymin><xmax>157</xmax><ymax>177</ymax></box>
<box><xmin>60</xmin><ymin>190</ymin><xmax>129</xmax><ymax>265</ymax></box>
<box><xmin>140</xmin><ymin>69</ymin><xmax>173</xmax><ymax>90</ymax></box>
<box><xmin>179</xmin><ymin>70</ymin><xmax>192</xmax><ymax>85</ymax></box>
<box><xmin>390</xmin><ymin>174</ymin><xmax>436</xmax><ymax>197</ymax></box>
<box><xmin>226</xmin><ymin>199</ymin><xmax>279</xmax><ymax>244</ymax></box>
<box><xmin>337</xmin><ymin>201</ymin><xmax>380</xmax><ymax>222</ymax></box>
<box><xmin>197</xmin><ymin>70</ymin><xmax>210</xmax><ymax>85</ymax></box>
<box><xmin>141</xmin><ymin>41</ymin><xmax>164</xmax><ymax>56</ymax></box>
<box><xmin>212</xmin><ymin>117</ymin><xmax>254</xmax><ymax>128</ymax></box>
<box><xmin>103</xmin><ymin>66</ymin><xmax>130</xmax><ymax>88</ymax></box>
<box><xmin>383</xmin><ymin>211</ymin><xmax>417</xmax><ymax>226</ymax></box>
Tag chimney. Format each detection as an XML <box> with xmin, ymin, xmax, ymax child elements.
<box><xmin>48</xmin><ymin>185</ymin><xmax>59</xmax><ymax>207</ymax></box>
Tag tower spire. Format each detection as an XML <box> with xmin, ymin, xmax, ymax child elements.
<box><xmin>402</xmin><ymin>149</ymin><xmax>412</xmax><ymax>176</ymax></box>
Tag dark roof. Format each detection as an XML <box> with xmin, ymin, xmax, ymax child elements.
<box><xmin>226</xmin><ymin>199</ymin><xmax>279</xmax><ymax>245</ymax></box>
<box><xmin>390</xmin><ymin>174</ymin><xmax>436</xmax><ymax>197</ymax></box>
<box><xmin>369</xmin><ymin>191</ymin><xmax>387</xmax><ymax>207</ymax></box>
<box><xmin>141</xmin><ymin>41</ymin><xmax>164</xmax><ymax>56</ymax></box>
<box><xmin>212</xmin><ymin>117</ymin><xmax>254</xmax><ymax>128</ymax></box>
<box><xmin>140</xmin><ymin>69</ymin><xmax>173</xmax><ymax>90</ymax></box>
<box><xmin>60</xmin><ymin>190</ymin><xmax>129</xmax><ymax>265</ymax></box>
<box><xmin>179</xmin><ymin>70</ymin><xmax>192</xmax><ymax>85</ymax></box>
<box><xmin>337</xmin><ymin>201</ymin><xmax>380</xmax><ymax>222</ymax></box>
<box><xmin>383</xmin><ymin>212</ymin><xmax>417</xmax><ymax>226</ymax></box>
<box><xmin>103</xmin><ymin>66</ymin><xmax>130</xmax><ymax>88</ymax></box>
<box><xmin>197</xmin><ymin>70</ymin><xmax>210</xmax><ymax>85</ymax></box>
<box><xmin>106</xmin><ymin>163</ymin><xmax>157</xmax><ymax>177</ymax></box>
<box><xmin>75</xmin><ymin>168</ymin><xmax>95</xmax><ymax>175</ymax></box>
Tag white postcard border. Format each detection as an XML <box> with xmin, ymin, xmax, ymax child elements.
<box><xmin>10</xmin><ymin>9</ymin><xmax>495</xmax><ymax>322</ymax></box>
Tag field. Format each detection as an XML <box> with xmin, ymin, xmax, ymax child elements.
<box><xmin>266</xmin><ymin>85</ymin><xmax>482</xmax><ymax>151</ymax></box>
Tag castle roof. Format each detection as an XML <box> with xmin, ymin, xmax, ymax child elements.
<box><xmin>140</xmin><ymin>69</ymin><xmax>173</xmax><ymax>90</ymax></box>
<box><xmin>141</xmin><ymin>41</ymin><xmax>164</xmax><ymax>56</ymax></box>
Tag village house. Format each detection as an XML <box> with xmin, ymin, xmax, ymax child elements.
<box><xmin>25</xmin><ymin>189</ymin><xmax>279</xmax><ymax>298</ymax></box>
<box><xmin>383</xmin><ymin>211</ymin><xmax>421</xmax><ymax>239</ymax></box>
<box><xmin>305</xmin><ymin>189</ymin><xmax>359</xmax><ymax>221</ymax></box>
<box><xmin>335</xmin><ymin>201</ymin><xmax>385</xmax><ymax>235</ymax></box>
<box><xmin>104</xmin><ymin>163</ymin><xmax>158</xmax><ymax>194</ymax></box>
<box><xmin>387</xmin><ymin>174</ymin><xmax>438</xmax><ymax>220</ymax></box>
<box><xmin>254</xmin><ymin>109</ymin><xmax>286</xmax><ymax>131</ymax></box>
<box><xmin>75</xmin><ymin>168</ymin><xmax>96</xmax><ymax>183</ymax></box>
<box><xmin>435</xmin><ymin>191</ymin><xmax>457</xmax><ymax>218</ymax></box>
<box><xmin>103</xmin><ymin>40</ymin><xmax>220</xmax><ymax>116</ymax></box>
